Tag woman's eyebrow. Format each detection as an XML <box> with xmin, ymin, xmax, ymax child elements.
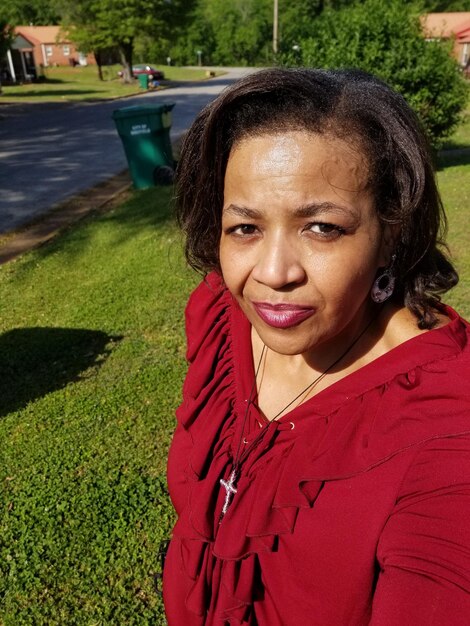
<box><xmin>294</xmin><ymin>202</ymin><xmax>357</xmax><ymax>218</ymax></box>
<box><xmin>223</xmin><ymin>205</ymin><xmax>263</xmax><ymax>219</ymax></box>
<box><xmin>223</xmin><ymin>203</ymin><xmax>357</xmax><ymax>219</ymax></box>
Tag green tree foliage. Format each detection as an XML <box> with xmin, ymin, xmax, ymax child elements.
<box><xmin>208</xmin><ymin>0</ymin><xmax>273</xmax><ymax>65</ymax></box>
<box><xmin>0</xmin><ymin>23</ymin><xmax>14</xmax><ymax>58</ymax></box>
<box><xmin>168</xmin><ymin>0</ymin><xmax>216</xmax><ymax>65</ymax></box>
<box><xmin>172</xmin><ymin>0</ymin><xmax>273</xmax><ymax>66</ymax></box>
<box><xmin>0</xmin><ymin>22</ymin><xmax>15</xmax><ymax>93</ymax></box>
<box><xmin>58</xmin><ymin>0</ymin><xmax>192</xmax><ymax>82</ymax></box>
<box><xmin>279</xmin><ymin>0</ymin><xmax>356</xmax><ymax>50</ymax></box>
<box><xmin>421</xmin><ymin>0</ymin><xmax>470</xmax><ymax>10</ymax></box>
<box><xmin>284</xmin><ymin>0</ymin><xmax>468</xmax><ymax>149</ymax></box>
<box><xmin>133</xmin><ymin>0</ymin><xmax>197</xmax><ymax>65</ymax></box>
<box><xmin>58</xmin><ymin>0</ymin><xmax>113</xmax><ymax>80</ymax></box>
<box><xmin>170</xmin><ymin>0</ymin><xmax>359</xmax><ymax>66</ymax></box>
<box><xmin>2</xmin><ymin>0</ymin><xmax>60</xmax><ymax>25</ymax></box>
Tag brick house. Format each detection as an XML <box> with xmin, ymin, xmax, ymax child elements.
<box><xmin>422</xmin><ymin>12</ymin><xmax>470</xmax><ymax>68</ymax></box>
<box><xmin>2</xmin><ymin>25</ymin><xmax>95</xmax><ymax>83</ymax></box>
<box><xmin>15</xmin><ymin>25</ymin><xmax>95</xmax><ymax>68</ymax></box>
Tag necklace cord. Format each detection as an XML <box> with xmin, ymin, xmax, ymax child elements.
<box><xmin>220</xmin><ymin>311</ymin><xmax>381</xmax><ymax>520</ymax></box>
<box><xmin>232</xmin><ymin>344</ymin><xmax>267</xmax><ymax>470</ymax></box>
<box><xmin>233</xmin><ymin>312</ymin><xmax>378</xmax><ymax>470</ymax></box>
<box><xmin>269</xmin><ymin>313</ymin><xmax>377</xmax><ymax>421</ymax></box>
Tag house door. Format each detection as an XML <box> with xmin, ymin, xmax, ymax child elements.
<box><xmin>23</xmin><ymin>50</ymin><xmax>37</xmax><ymax>79</ymax></box>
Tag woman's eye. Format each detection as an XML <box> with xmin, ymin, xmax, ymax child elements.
<box><xmin>228</xmin><ymin>224</ymin><xmax>258</xmax><ymax>236</ymax></box>
<box><xmin>306</xmin><ymin>222</ymin><xmax>345</xmax><ymax>239</ymax></box>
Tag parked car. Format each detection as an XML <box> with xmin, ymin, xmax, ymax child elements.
<box><xmin>118</xmin><ymin>64</ymin><xmax>165</xmax><ymax>80</ymax></box>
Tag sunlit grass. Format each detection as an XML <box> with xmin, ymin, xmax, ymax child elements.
<box><xmin>0</xmin><ymin>188</ymin><xmax>197</xmax><ymax>624</ymax></box>
<box><xmin>437</xmin><ymin>163</ymin><xmax>470</xmax><ymax>315</ymax></box>
<box><xmin>0</xmin><ymin>64</ymin><xmax>223</xmax><ymax>103</ymax></box>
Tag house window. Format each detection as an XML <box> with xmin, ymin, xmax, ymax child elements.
<box><xmin>63</xmin><ymin>45</ymin><xmax>70</xmax><ymax>56</ymax></box>
<box><xmin>45</xmin><ymin>46</ymin><xmax>53</xmax><ymax>57</ymax></box>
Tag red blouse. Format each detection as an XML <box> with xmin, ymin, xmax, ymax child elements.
<box><xmin>163</xmin><ymin>273</ymin><xmax>470</xmax><ymax>625</ymax></box>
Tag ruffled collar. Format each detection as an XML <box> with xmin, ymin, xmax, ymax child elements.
<box><xmin>171</xmin><ymin>274</ymin><xmax>470</xmax><ymax>624</ymax></box>
<box><xmin>229</xmin><ymin>290</ymin><xmax>467</xmax><ymax>422</ymax></box>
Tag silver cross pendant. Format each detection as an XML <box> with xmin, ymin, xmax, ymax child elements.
<box><xmin>219</xmin><ymin>468</ymin><xmax>238</xmax><ymax>519</ymax></box>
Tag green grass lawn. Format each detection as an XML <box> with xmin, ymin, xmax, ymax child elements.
<box><xmin>0</xmin><ymin>189</ymin><xmax>198</xmax><ymax>624</ymax></box>
<box><xmin>437</xmin><ymin>105</ymin><xmax>470</xmax><ymax>312</ymax></box>
<box><xmin>442</xmin><ymin>103</ymin><xmax>470</xmax><ymax>150</ymax></box>
<box><xmin>0</xmin><ymin>147</ymin><xmax>469</xmax><ymax>623</ymax></box>
<box><xmin>0</xmin><ymin>65</ymin><xmax>222</xmax><ymax>103</ymax></box>
<box><xmin>437</xmin><ymin>167</ymin><xmax>470</xmax><ymax>313</ymax></box>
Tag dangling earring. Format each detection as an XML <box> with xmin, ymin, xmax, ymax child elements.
<box><xmin>371</xmin><ymin>255</ymin><xmax>396</xmax><ymax>304</ymax></box>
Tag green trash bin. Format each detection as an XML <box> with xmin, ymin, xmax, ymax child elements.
<box><xmin>112</xmin><ymin>103</ymin><xmax>175</xmax><ymax>189</ymax></box>
<box><xmin>137</xmin><ymin>74</ymin><xmax>149</xmax><ymax>89</ymax></box>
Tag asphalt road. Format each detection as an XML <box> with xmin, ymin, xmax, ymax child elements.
<box><xmin>0</xmin><ymin>68</ymin><xmax>255</xmax><ymax>234</ymax></box>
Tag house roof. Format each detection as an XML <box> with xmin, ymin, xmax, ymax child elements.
<box><xmin>11</xmin><ymin>34</ymin><xmax>35</xmax><ymax>50</ymax></box>
<box><xmin>14</xmin><ymin>25</ymin><xmax>70</xmax><ymax>45</ymax></box>
<box><xmin>421</xmin><ymin>12</ymin><xmax>470</xmax><ymax>39</ymax></box>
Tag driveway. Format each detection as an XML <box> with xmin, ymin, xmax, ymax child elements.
<box><xmin>0</xmin><ymin>68</ymin><xmax>256</xmax><ymax>234</ymax></box>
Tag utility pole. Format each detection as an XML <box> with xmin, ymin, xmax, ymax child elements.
<box><xmin>273</xmin><ymin>0</ymin><xmax>278</xmax><ymax>55</ymax></box>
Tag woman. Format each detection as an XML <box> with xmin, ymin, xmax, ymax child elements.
<box><xmin>163</xmin><ymin>68</ymin><xmax>470</xmax><ymax>625</ymax></box>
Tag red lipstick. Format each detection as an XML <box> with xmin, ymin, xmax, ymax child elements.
<box><xmin>252</xmin><ymin>302</ymin><xmax>315</xmax><ymax>329</ymax></box>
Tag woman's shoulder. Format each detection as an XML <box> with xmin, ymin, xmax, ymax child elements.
<box><xmin>371</xmin><ymin>303</ymin><xmax>470</xmax><ymax>381</ymax></box>
<box><xmin>184</xmin><ymin>272</ymin><xmax>231</xmax><ymax>362</ymax></box>
<box><xmin>367</xmin><ymin>306</ymin><xmax>470</xmax><ymax>460</ymax></box>
<box><xmin>177</xmin><ymin>273</ymin><xmax>238</xmax><ymax>428</ymax></box>
<box><xmin>412</xmin><ymin>304</ymin><xmax>470</xmax><ymax>375</ymax></box>
<box><xmin>372</xmin><ymin>304</ymin><xmax>470</xmax><ymax>419</ymax></box>
<box><xmin>185</xmin><ymin>271</ymin><xmax>226</xmax><ymax>317</ymax></box>
<box><xmin>377</xmin><ymin>303</ymin><xmax>467</xmax><ymax>354</ymax></box>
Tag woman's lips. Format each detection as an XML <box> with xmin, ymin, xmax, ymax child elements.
<box><xmin>252</xmin><ymin>302</ymin><xmax>315</xmax><ymax>329</ymax></box>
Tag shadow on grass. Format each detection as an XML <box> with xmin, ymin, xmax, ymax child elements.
<box><xmin>5</xmin><ymin>77</ymin><xmax>66</xmax><ymax>87</ymax></box>
<box><xmin>441</xmin><ymin>138</ymin><xmax>470</xmax><ymax>151</ymax></box>
<box><xmin>0</xmin><ymin>327</ymin><xmax>122</xmax><ymax>417</ymax></box>
<box><xmin>437</xmin><ymin>147</ymin><xmax>470</xmax><ymax>170</ymax></box>
<box><xmin>19</xmin><ymin>184</ymin><xmax>176</xmax><ymax>269</ymax></box>
<box><xmin>40</xmin><ymin>78</ymin><xmax>66</xmax><ymax>84</ymax></box>
<box><xmin>5</xmin><ymin>89</ymin><xmax>105</xmax><ymax>98</ymax></box>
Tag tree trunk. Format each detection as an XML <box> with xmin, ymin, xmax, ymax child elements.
<box><xmin>119</xmin><ymin>40</ymin><xmax>134</xmax><ymax>84</ymax></box>
<box><xmin>94</xmin><ymin>50</ymin><xmax>104</xmax><ymax>81</ymax></box>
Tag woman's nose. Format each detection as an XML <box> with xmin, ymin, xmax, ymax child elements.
<box><xmin>251</xmin><ymin>234</ymin><xmax>305</xmax><ymax>288</ymax></box>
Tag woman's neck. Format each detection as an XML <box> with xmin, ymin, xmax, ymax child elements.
<box><xmin>251</xmin><ymin>303</ymin><xmax>439</xmax><ymax>421</ymax></box>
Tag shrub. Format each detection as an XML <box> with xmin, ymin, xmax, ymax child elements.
<box><xmin>282</xmin><ymin>0</ymin><xmax>468</xmax><ymax>150</ymax></box>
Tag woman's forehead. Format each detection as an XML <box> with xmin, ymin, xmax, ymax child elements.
<box><xmin>226</xmin><ymin>131</ymin><xmax>370</xmax><ymax>194</ymax></box>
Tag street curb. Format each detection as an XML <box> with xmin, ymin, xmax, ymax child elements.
<box><xmin>0</xmin><ymin>171</ymin><xmax>133</xmax><ymax>265</ymax></box>
<box><xmin>0</xmin><ymin>129</ymin><xmax>188</xmax><ymax>266</ymax></box>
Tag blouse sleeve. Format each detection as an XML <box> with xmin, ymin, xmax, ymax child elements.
<box><xmin>369</xmin><ymin>434</ymin><xmax>470</xmax><ymax>625</ymax></box>
<box><xmin>167</xmin><ymin>272</ymin><xmax>233</xmax><ymax>515</ymax></box>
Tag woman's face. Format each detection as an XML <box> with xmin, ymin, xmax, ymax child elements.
<box><xmin>219</xmin><ymin>131</ymin><xmax>393</xmax><ymax>359</ymax></box>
